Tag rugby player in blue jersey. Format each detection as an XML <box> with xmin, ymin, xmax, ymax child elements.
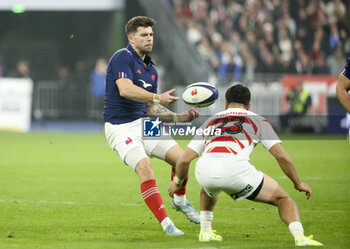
<box><xmin>104</xmin><ymin>16</ymin><xmax>200</xmax><ymax>235</ymax></box>
<box><xmin>337</xmin><ymin>57</ymin><xmax>350</xmax><ymax>113</ymax></box>
<box><xmin>336</xmin><ymin>57</ymin><xmax>350</xmax><ymax>137</ymax></box>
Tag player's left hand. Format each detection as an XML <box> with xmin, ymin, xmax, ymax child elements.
<box><xmin>168</xmin><ymin>180</ymin><xmax>182</xmax><ymax>197</ymax></box>
<box><xmin>176</xmin><ymin>107</ymin><xmax>199</xmax><ymax>122</ymax></box>
<box><xmin>295</xmin><ymin>182</ymin><xmax>312</xmax><ymax>200</ymax></box>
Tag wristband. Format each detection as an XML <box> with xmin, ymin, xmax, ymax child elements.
<box><xmin>174</xmin><ymin>175</ymin><xmax>184</xmax><ymax>185</ymax></box>
<box><xmin>153</xmin><ymin>94</ymin><xmax>160</xmax><ymax>103</ymax></box>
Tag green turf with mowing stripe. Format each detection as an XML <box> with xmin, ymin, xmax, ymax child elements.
<box><xmin>0</xmin><ymin>132</ymin><xmax>349</xmax><ymax>248</ymax></box>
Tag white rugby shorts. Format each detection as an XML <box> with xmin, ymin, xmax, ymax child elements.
<box><xmin>195</xmin><ymin>153</ymin><xmax>263</xmax><ymax>201</ymax></box>
<box><xmin>105</xmin><ymin>119</ymin><xmax>177</xmax><ymax>170</ymax></box>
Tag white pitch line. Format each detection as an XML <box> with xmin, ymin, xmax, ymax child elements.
<box><xmin>170</xmin><ymin>248</ymin><xmax>233</xmax><ymax>249</ymax></box>
<box><xmin>223</xmin><ymin>207</ymin><xmax>347</xmax><ymax>214</ymax></box>
<box><xmin>276</xmin><ymin>175</ymin><xmax>324</xmax><ymax>180</ymax></box>
<box><xmin>0</xmin><ymin>199</ymin><xmax>142</xmax><ymax>206</ymax></box>
<box><xmin>0</xmin><ymin>199</ymin><xmax>347</xmax><ymax>213</ymax></box>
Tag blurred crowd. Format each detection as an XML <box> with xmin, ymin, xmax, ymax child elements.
<box><xmin>0</xmin><ymin>58</ymin><xmax>107</xmax><ymax>95</ymax></box>
<box><xmin>0</xmin><ymin>57</ymin><xmax>107</xmax><ymax>119</ymax></box>
<box><xmin>168</xmin><ymin>0</ymin><xmax>350</xmax><ymax>84</ymax></box>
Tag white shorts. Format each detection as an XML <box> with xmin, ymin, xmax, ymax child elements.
<box><xmin>195</xmin><ymin>153</ymin><xmax>263</xmax><ymax>201</ymax></box>
<box><xmin>105</xmin><ymin>119</ymin><xmax>177</xmax><ymax>170</ymax></box>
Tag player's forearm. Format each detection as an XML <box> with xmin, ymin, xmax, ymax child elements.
<box><xmin>276</xmin><ymin>156</ymin><xmax>302</xmax><ymax>187</ymax></box>
<box><xmin>119</xmin><ymin>83</ymin><xmax>157</xmax><ymax>103</ymax></box>
<box><xmin>175</xmin><ymin>161</ymin><xmax>190</xmax><ymax>182</ymax></box>
<box><xmin>337</xmin><ymin>91</ymin><xmax>350</xmax><ymax>113</ymax></box>
<box><xmin>269</xmin><ymin>144</ymin><xmax>301</xmax><ymax>187</ymax></box>
<box><xmin>146</xmin><ymin>103</ymin><xmax>178</xmax><ymax>121</ymax></box>
<box><xmin>174</xmin><ymin>148</ymin><xmax>198</xmax><ymax>184</ymax></box>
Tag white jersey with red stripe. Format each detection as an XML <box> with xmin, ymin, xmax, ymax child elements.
<box><xmin>188</xmin><ymin>108</ymin><xmax>281</xmax><ymax>161</ymax></box>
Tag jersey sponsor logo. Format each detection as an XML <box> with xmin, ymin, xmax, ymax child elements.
<box><xmin>138</xmin><ymin>79</ymin><xmax>152</xmax><ymax>89</ymax></box>
<box><xmin>136</xmin><ymin>69</ymin><xmax>142</xmax><ymax>74</ymax></box>
<box><xmin>230</xmin><ymin>184</ymin><xmax>253</xmax><ymax>200</ymax></box>
<box><xmin>125</xmin><ymin>137</ymin><xmax>132</xmax><ymax>145</ymax></box>
<box><xmin>143</xmin><ymin>118</ymin><xmax>161</xmax><ymax>137</ymax></box>
<box><xmin>151</xmin><ymin>74</ymin><xmax>155</xmax><ymax>81</ymax></box>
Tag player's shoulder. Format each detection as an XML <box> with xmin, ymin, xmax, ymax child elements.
<box><xmin>247</xmin><ymin>111</ymin><xmax>268</xmax><ymax>124</ymax></box>
<box><xmin>241</xmin><ymin>110</ymin><xmax>268</xmax><ymax>127</ymax></box>
<box><xmin>119</xmin><ymin>47</ymin><xmax>133</xmax><ymax>55</ymax></box>
<box><xmin>111</xmin><ymin>48</ymin><xmax>133</xmax><ymax>61</ymax></box>
<box><xmin>346</xmin><ymin>57</ymin><xmax>350</xmax><ymax>69</ymax></box>
<box><xmin>108</xmin><ymin>48</ymin><xmax>134</xmax><ymax>68</ymax></box>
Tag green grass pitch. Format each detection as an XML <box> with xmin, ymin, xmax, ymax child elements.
<box><xmin>0</xmin><ymin>132</ymin><xmax>349</xmax><ymax>249</ymax></box>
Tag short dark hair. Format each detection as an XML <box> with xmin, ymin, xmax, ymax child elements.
<box><xmin>225</xmin><ymin>84</ymin><xmax>251</xmax><ymax>106</ymax></box>
<box><xmin>125</xmin><ymin>16</ymin><xmax>156</xmax><ymax>35</ymax></box>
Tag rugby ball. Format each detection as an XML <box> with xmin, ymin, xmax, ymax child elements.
<box><xmin>182</xmin><ymin>82</ymin><xmax>218</xmax><ymax>107</ymax></box>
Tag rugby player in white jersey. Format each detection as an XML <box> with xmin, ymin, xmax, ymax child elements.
<box><xmin>169</xmin><ymin>84</ymin><xmax>323</xmax><ymax>246</ymax></box>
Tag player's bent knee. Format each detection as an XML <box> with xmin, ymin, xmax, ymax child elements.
<box><xmin>273</xmin><ymin>195</ymin><xmax>295</xmax><ymax>208</ymax></box>
<box><xmin>136</xmin><ymin>160</ymin><xmax>153</xmax><ymax>174</ymax></box>
<box><xmin>151</xmin><ymin>141</ymin><xmax>181</xmax><ymax>166</ymax></box>
<box><xmin>164</xmin><ymin>144</ymin><xmax>184</xmax><ymax>166</ymax></box>
<box><xmin>270</xmin><ymin>188</ymin><xmax>291</xmax><ymax>206</ymax></box>
<box><xmin>135</xmin><ymin>158</ymin><xmax>154</xmax><ymax>181</ymax></box>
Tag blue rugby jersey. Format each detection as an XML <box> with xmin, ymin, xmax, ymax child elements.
<box><xmin>343</xmin><ymin>57</ymin><xmax>350</xmax><ymax>79</ymax></box>
<box><xmin>104</xmin><ymin>44</ymin><xmax>158</xmax><ymax>124</ymax></box>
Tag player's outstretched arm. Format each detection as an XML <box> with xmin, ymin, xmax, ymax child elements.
<box><xmin>168</xmin><ymin>148</ymin><xmax>198</xmax><ymax>197</ymax></box>
<box><xmin>116</xmin><ymin>78</ymin><xmax>179</xmax><ymax>105</ymax></box>
<box><xmin>336</xmin><ymin>73</ymin><xmax>350</xmax><ymax>113</ymax></box>
<box><xmin>147</xmin><ymin>103</ymin><xmax>199</xmax><ymax>122</ymax></box>
<box><xmin>269</xmin><ymin>143</ymin><xmax>312</xmax><ymax>199</ymax></box>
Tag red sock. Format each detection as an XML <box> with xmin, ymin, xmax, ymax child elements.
<box><xmin>171</xmin><ymin>167</ymin><xmax>188</xmax><ymax>195</ymax></box>
<box><xmin>140</xmin><ymin>179</ymin><xmax>168</xmax><ymax>223</ymax></box>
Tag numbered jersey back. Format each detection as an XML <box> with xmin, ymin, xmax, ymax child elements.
<box><xmin>188</xmin><ymin>108</ymin><xmax>281</xmax><ymax>160</ymax></box>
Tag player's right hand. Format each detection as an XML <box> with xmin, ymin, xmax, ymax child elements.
<box><xmin>168</xmin><ymin>180</ymin><xmax>181</xmax><ymax>197</ymax></box>
<box><xmin>176</xmin><ymin>107</ymin><xmax>199</xmax><ymax>122</ymax></box>
<box><xmin>295</xmin><ymin>182</ymin><xmax>312</xmax><ymax>200</ymax></box>
<box><xmin>160</xmin><ymin>89</ymin><xmax>179</xmax><ymax>105</ymax></box>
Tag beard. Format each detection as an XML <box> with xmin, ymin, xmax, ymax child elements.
<box><xmin>137</xmin><ymin>44</ymin><xmax>153</xmax><ymax>55</ymax></box>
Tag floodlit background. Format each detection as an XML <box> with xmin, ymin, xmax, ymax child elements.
<box><xmin>0</xmin><ymin>1</ymin><xmax>350</xmax><ymax>249</ymax></box>
<box><xmin>0</xmin><ymin>0</ymin><xmax>349</xmax><ymax>134</ymax></box>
